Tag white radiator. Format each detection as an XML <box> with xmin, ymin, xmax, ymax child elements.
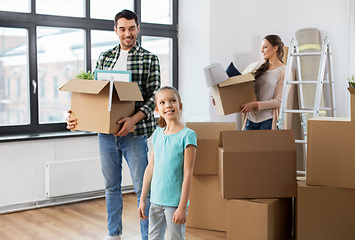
<box><xmin>45</xmin><ymin>158</ymin><xmax>105</xmax><ymax>198</ymax></box>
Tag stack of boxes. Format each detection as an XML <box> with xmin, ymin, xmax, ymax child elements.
<box><xmin>186</xmin><ymin>122</ymin><xmax>297</xmax><ymax>240</ymax></box>
<box><xmin>296</xmin><ymin>88</ymin><xmax>355</xmax><ymax>239</ymax></box>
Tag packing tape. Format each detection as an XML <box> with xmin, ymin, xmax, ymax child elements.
<box><xmin>299</xmin><ymin>44</ymin><xmax>321</xmax><ymax>52</ymax></box>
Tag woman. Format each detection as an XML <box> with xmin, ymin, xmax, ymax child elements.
<box><xmin>241</xmin><ymin>34</ymin><xmax>286</xmax><ymax>130</ymax></box>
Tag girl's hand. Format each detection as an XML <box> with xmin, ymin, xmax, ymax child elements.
<box><xmin>172</xmin><ymin>207</ymin><xmax>186</xmax><ymax>224</ymax></box>
<box><xmin>138</xmin><ymin>201</ymin><xmax>148</xmax><ymax>221</ymax></box>
<box><xmin>66</xmin><ymin>110</ymin><xmax>77</xmax><ymax>131</ymax></box>
<box><xmin>240</xmin><ymin>102</ymin><xmax>258</xmax><ymax>113</ymax></box>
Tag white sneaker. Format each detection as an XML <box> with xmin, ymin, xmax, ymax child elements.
<box><xmin>103</xmin><ymin>235</ymin><xmax>121</xmax><ymax>240</ymax></box>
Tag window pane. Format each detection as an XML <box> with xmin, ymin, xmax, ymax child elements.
<box><xmin>141</xmin><ymin>0</ymin><xmax>172</xmax><ymax>24</ymax></box>
<box><xmin>0</xmin><ymin>0</ymin><xmax>30</xmax><ymax>13</ymax></box>
<box><xmin>142</xmin><ymin>36</ymin><xmax>172</xmax><ymax>87</ymax></box>
<box><xmin>0</xmin><ymin>27</ymin><xmax>30</xmax><ymax>126</ymax></box>
<box><xmin>36</xmin><ymin>0</ymin><xmax>84</xmax><ymax>18</ymax></box>
<box><xmin>90</xmin><ymin>0</ymin><xmax>133</xmax><ymax>20</ymax></box>
<box><xmin>37</xmin><ymin>27</ymin><xmax>85</xmax><ymax>124</ymax></box>
<box><xmin>91</xmin><ymin>30</ymin><xmax>118</xmax><ymax>69</ymax></box>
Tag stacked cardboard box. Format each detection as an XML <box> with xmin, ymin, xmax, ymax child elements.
<box><xmin>218</xmin><ymin>130</ymin><xmax>296</xmax><ymax>240</ymax></box>
<box><xmin>186</xmin><ymin>122</ymin><xmax>236</xmax><ymax>232</ymax></box>
<box><xmin>296</xmin><ymin>113</ymin><xmax>355</xmax><ymax>239</ymax></box>
<box><xmin>186</xmin><ymin>123</ymin><xmax>297</xmax><ymax>239</ymax></box>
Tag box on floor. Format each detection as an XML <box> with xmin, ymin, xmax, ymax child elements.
<box><xmin>218</xmin><ymin>130</ymin><xmax>297</xmax><ymax>199</ymax></box>
<box><xmin>227</xmin><ymin>198</ymin><xmax>292</xmax><ymax>240</ymax></box>
<box><xmin>59</xmin><ymin>79</ymin><xmax>143</xmax><ymax>134</ymax></box>
<box><xmin>187</xmin><ymin>175</ymin><xmax>227</xmax><ymax>232</ymax></box>
<box><xmin>186</xmin><ymin>122</ymin><xmax>236</xmax><ymax>175</ymax></box>
<box><xmin>307</xmin><ymin>117</ymin><xmax>355</xmax><ymax>190</ymax></box>
<box><xmin>296</xmin><ymin>181</ymin><xmax>355</xmax><ymax>240</ymax></box>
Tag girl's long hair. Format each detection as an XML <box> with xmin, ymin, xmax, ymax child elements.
<box><xmin>155</xmin><ymin>86</ymin><xmax>182</xmax><ymax>128</ymax></box>
<box><xmin>253</xmin><ymin>35</ymin><xmax>284</xmax><ymax>79</ymax></box>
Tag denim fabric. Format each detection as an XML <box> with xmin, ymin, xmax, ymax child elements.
<box><xmin>98</xmin><ymin>133</ymin><xmax>150</xmax><ymax>240</ymax></box>
<box><xmin>148</xmin><ymin>203</ymin><xmax>188</xmax><ymax>240</ymax></box>
<box><xmin>245</xmin><ymin>118</ymin><xmax>273</xmax><ymax>130</ymax></box>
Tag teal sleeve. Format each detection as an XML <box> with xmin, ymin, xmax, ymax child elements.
<box><xmin>184</xmin><ymin>129</ymin><xmax>197</xmax><ymax>149</ymax></box>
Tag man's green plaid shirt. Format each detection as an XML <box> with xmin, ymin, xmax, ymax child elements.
<box><xmin>95</xmin><ymin>42</ymin><xmax>161</xmax><ymax>138</ymax></box>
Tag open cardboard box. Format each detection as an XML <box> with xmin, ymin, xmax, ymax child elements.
<box><xmin>59</xmin><ymin>79</ymin><xmax>143</xmax><ymax>134</ymax></box>
<box><xmin>211</xmin><ymin>62</ymin><xmax>258</xmax><ymax>116</ymax></box>
<box><xmin>227</xmin><ymin>198</ymin><xmax>292</xmax><ymax>240</ymax></box>
<box><xmin>307</xmin><ymin>117</ymin><xmax>355</xmax><ymax>190</ymax></box>
<box><xmin>218</xmin><ymin>130</ymin><xmax>297</xmax><ymax>199</ymax></box>
<box><xmin>186</xmin><ymin>122</ymin><xmax>236</xmax><ymax>175</ymax></box>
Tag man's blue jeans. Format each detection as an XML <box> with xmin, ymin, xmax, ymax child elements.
<box><xmin>98</xmin><ymin>133</ymin><xmax>150</xmax><ymax>240</ymax></box>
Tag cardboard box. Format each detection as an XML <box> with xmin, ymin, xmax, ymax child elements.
<box><xmin>187</xmin><ymin>175</ymin><xmax>227</xmax><ymax>232</ymax></box>
<box><xmin>218</xmin><ymin>130</ymin><xmax>297</xmax><ymax>199</ymax></box>
<box><xmin>186</xmin><ymin>122</ymin><xmax>236</xmax><ymax>175</ymax></box>
<box><xmin>296</xmin><ymin>181</ymin><xmax>355</xmax><ymax>240</ymax></box>
<box><xmin>59</xmin><ymin>79</ymin><xmax>143</xmax><ymax>134</ymax></box>
<box><xmin>307</xmin><ymin>117</ymin><xmax>355</xmax><ymax>190</ymax></box>
<box><xmin>349</xmin><ymin>88</ymin><xmax>355</xmax><ymax>121</ymax></box>
<box><xmin>211</xmin><ymin>63</ymin><xmax>257</xmax><ymax>116</ymax></box>
<box><xmin>227</xmin><ymin>198</ymin><xmax>292</xmax><ymax>240</ymax></box>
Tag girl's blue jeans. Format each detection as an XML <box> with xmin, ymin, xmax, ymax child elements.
<box><xmin>98</xmin><ymin>132</ymin><xmax>150</xmax><ymax>240</ymax></box>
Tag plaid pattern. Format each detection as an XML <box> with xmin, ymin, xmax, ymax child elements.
<box><xmin>95</xmin><ymin>42</ymin><xmax>161</xmax><ymax>137</ymax></box>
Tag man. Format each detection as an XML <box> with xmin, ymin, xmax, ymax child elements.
<box><xmin>67</xmin><ymin>9</ymin><xmax>160</xmax><ymax>240</ymax></box>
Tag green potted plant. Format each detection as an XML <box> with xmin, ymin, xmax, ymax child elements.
<box><xmin>349</xmin><ymin>74</ymin><xmax>355</xmax><ymax>88</ymax></box>
<box><xmin>75</xmin><ymin>70</ymin><xmax>95</xmax><ymax>80</ymax></box>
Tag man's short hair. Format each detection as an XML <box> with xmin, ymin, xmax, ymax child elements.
<box><xmin>115</xmin><ymin>9</ymin><xmax>139</xmax><ymax>27</ymax></box>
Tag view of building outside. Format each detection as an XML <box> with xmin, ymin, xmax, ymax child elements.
<box><xmin>0</xmin><ymin>0</ymin><xmax>173</xmax><ymax>127</ymax></box>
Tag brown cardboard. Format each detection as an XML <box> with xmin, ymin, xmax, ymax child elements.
<box><xmin>348</xmin><ymin>88</ymin><xmax>355</xmax><ymax>121</ymax></box>
<box><xmin>186</xmin><ymin>122</ymin><xmax>236</xmax><ymax>175</ymax></box>
<box><xmin>187</xmin><ymin>175</ymin><xmax>227</xmax><ymax>232</ymax></box>
<box><xmin>296</xmin><ymin>181</ymin><xmax>355</xmax><ymax>240</ymax></box>
<box><xmin>59</xmin><ymin>79</ymin><xmax>143</xmax><ymax>134</ymax></box>
<box><xmin>211</xmin><ymin>73</ymin><xmax>256</xmax><ymax>116</ymax></box>
<box><xmin>218</xmin><ymin>130</ymin><xmax>297</xmax><ymax>199</ymax></box>
<box><xmin>307</xmin><ymin>117</ymin><xmax>355</xmax><ymax>190</ymax></box>
<box><xmin>227</xmin><ymin>198</ymin><xmax>292</xmax><ymax>240</ymax></box>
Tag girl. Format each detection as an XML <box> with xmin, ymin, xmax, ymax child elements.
<box><xmin>138</xmin><ymin>86</ymin><xmax>197</xmax><ymax>240</ymax></box>
<box><xmin>241</xmin><ymin>34</ymin><xmax>286</xmax><ymax>130</ymax></box>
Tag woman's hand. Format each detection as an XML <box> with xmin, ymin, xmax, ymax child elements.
<box><xmin>66</xmin><ymin>110</ymin><xmax>77</xmax><ymax>131</ymax></box>
<box><xmin>240</xmin><ymin>102</ymin><xmax>258</xmax><ymax>113</ymax></box>
<box><xmin>211</xmin><ymin>96</ymin><xmax>215</xmax><ymax>106</ymax></box>
<box><xmin>172</xmin><ymin>207</ymin><xmax>186</xmax><ymax>224</ymax></box>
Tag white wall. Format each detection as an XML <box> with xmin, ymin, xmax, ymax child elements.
<box><xmin>0</xmin><ymin>0</ymin><xmax>352</xmax><ymax>208</ymax></box>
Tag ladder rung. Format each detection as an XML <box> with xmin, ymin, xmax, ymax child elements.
<box><xmin>287</xmin><ymin>80</ymin><xmax>330</xmax><ymax>84</ymax></box>
<box><xmin>291</xmin><ymin>52</ymin><xmax>322</xmax><ymax>56</ymax></box>
<box><xmin>284</xmin><ymin>109</ymin><xmax>314</xmax><ymax>114</ymax></box>
<box><xmin>295</xmin><ymin>139</ymin><xmax>307</xmax><ymax>144</ymax></box>
<box><xmin>301</xmin><ymin>107</ymin><xmax>332</xmax><ymax>111</ymax></box>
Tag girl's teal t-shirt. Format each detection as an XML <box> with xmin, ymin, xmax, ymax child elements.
<box><xmin>150</xmin><ymin>126</ymin><xmax>197</xmax><ymax>207</ymax></box>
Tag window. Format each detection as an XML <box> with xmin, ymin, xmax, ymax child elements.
<box><xmin>0</xmin><ymin>0</ymin><xmax>178</xmax><ymax>136</ymax></box>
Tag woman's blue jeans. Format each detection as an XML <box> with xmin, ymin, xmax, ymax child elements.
<box><xmin>98</xmin><ymin>132</ymin><xmax>150</xmax><ymax>240</ymax></box>
<box><xmin>245</xmin><ymin>118</ymin><xmax>273</xmax><ymax>130</ymax></box>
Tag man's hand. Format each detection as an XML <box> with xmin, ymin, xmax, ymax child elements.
<box><xmin>114</xmin><ymin>117</ymin><xmax>135</xmax><ymax>136</ymax></box>
<box><xmin>66</xmin><ymin>110</ymin><xmax>77</xmax><ymax>131</ymax></box>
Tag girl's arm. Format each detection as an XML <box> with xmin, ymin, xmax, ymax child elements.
<box><xmin>172</xmin><ymin>144</ymin><xmax>196</xmax><ymax>224</ymax></box>
<box><xmin>138</xmin><ymin>150</ymin><xmax>154</xmax><ymax>221</ymax></box>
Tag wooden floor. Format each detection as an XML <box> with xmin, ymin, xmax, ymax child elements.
<box><xmin>0</xmin><ymin>193</ymin><xmax>226</xmax><ymax>240</ymax></box>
